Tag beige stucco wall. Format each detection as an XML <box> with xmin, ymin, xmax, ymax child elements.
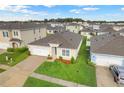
<box><xmin>11</xmin><ymin>30</ymin><xmax>22</xmax><ymax>40</ymax></box>
<box><xmin>0</xmin><ymin>31</ymin><xmax>3</xmax><ymax>41</ymax></box>
<box><xmin>21</xmin><ymin>27</ymin><xmax>47</xmax><ymax>45</ymax></box>
<box><xmin>0</xmin><ymin>30</ymin><xmax>10</xmax><ymax>43</ymax></box>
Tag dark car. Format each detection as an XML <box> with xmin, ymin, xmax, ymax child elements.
<box><xmin>109</xmin><ymin>65</ymin><xmax>124</xmax><ymax>84</ymax></box>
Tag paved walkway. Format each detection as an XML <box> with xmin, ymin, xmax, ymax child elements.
<box><xmin>31</xmin><ymin>73</ymin><xmax>87</xmax><ymax>87</ymax></box>
<box><xmin>0</xmin><ymin>56</ymin><xmax>46</xmax><ymax>87</ymax></box>
<box><xmin>0</xmin><ymin>64</ymin><xmax>11</xmax><ymax>70</ymax></box>
<box><xmin>96</xmin><ymin>66</ymin><xmax>117</xmax><ymax>87</ymax></box>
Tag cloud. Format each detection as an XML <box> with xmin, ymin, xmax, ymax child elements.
<box><xmin>69</xmin><ymin>9</ymin><xmax>81</xmax><ymax>14</ymax></box>
<box><xmin>121</xmin><ymin>7</ymin><xmax>124</xmax><ymax>11</ymax></box>
<box><xmin>82</xmin><ymin>7</ymin><xmax>99</xmax><ymax>11</ymax></box>
<box><xmin>0</xmin><ymin>5</ymin><xmax>42</xmax><ymax>15</ymax></box>
<box><xmin>43</xmin><ymin>5</ymin><xmax>56</xmax><ymax>8</ymax></box>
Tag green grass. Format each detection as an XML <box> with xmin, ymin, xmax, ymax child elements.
<box><xmin>35</xmin><ymin>37</ymin><xmax>96</xmax><ymax>87</ymax></box>
<box><xmin>23</xmin><ymin>77</ymin><xmax>63</xmax><ymax>87</ymax></box>
<box><xmin>0</xmin><ymin>68</ymin><xmax>5</xmax><ymax>73</ymax></box>
<box><xmin>0</xmin><ymin>48</ymin><xmax>29</xmax><ymax>66</ymax></box>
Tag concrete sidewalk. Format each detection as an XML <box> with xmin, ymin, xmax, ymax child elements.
<box><xmin>0</xmin><ymin>64</ymin><xmax>10</xmax><ymax>70</ymax></box>
<box><xmin>0</xmin><ymin>56</ymin><xmax>46</xmax><ymax>87</ymax></box>
<box><xmin>31</xmin><ymin>73</ymin><xmax>88</xmax><ymax>87</ymax></box>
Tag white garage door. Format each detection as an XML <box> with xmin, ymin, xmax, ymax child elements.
<box><xmin>94</xmin><ymin>54</ymin><xmax>124</xmax><ymax>67</ymax></box>
<box><xmin>0</xmin><ymin>42</ymin><xmax>10</xmax><ymax>49</ymax></box>
<box><xmin>29</xmin><ymin>46</ymin><xmax>49</xmax><ymax>56</ymax></box>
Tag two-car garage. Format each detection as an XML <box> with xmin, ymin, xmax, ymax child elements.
<box><xmin>0</xmin><ymin>42</ymin><xmax>10</xmax><ymax>49</ymax></box>
<box><xmin>91</xmin><ymin>53</ymin><xmax>124</xmax><ymax>67</ymax></box>
<box><xmin>28</xmin><ymin>45</ymin><xmax>50</xmax><ymax>56</ymax></box>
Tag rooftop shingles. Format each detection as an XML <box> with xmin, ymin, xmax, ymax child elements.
<box><xmin>29</xmin><ymin>31</ymin><xmax>82</xmax><ymax>49</ymax></box>
<box><xmin>91</xmin><ymin>33</ymin><xmax>124</xmax><ymax>57</ymax></box>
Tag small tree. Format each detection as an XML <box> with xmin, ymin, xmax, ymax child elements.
<box><xmin>71</xmin><ymin>56</ymin><xmax>75</xmax><ymax>64</ymax></box>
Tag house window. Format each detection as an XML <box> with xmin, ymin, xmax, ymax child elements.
<box><xmin>62</xmin><ymin>49</ymin><xmax>65</xmax><ymax>56</ymax></box>
<box><xmin>62</xmin><ymin>49</ymin><xmax>70</xmax><ymax>56</ymax></box>
<box><xmin>14</xmin><ymin>31</ymin><xmax>18</xmax><ymax>36</ymax></box>
<box><xmin>3</xmin><ymin>31</ymin><xmax>8</xmax><ymax>37</ymax></box>
<box><xmin>66</xmin><ymin>50</ymin><xmax>70</xmax><ymax>56</ymax></box>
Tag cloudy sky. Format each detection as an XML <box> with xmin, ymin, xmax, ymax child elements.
<box><xmin>0</xmin><ymin>5</ymin><xmax>124</xmax><ymax>21</ymax></box>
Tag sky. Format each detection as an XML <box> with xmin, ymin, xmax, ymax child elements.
<box><xmin>0</xmin><ymin>5</ymin><xmax>124</xmax><ymax>21</ymax></box>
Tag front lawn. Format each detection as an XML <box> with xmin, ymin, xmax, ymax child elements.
<box><xmin>0</xmin><ymin>47</ymin><xmax>29</xmax><ymax>66</ymax></box>
<box><xmin>35</xmin><ymin>37</ymin><xmax>96</xmax><ymax>87</ymax></box>
<box><xmin>0</xmin><ymin>68</ymin><xmax>5</xmax><ymax>73</ymax></box>
<box><xmin>24</xmin><ymin>77</ymin><xmax>63</xmax><ymax>87</ymax></box>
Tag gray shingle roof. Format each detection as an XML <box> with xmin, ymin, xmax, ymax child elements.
<box><xmin>0</xmin><ymin>22</ymin><xmax>45</xmax><ymax>30</ymax></box>
<box><xmin>29</xmin><ymin>31</ymin><xmax>82</xmax><ymax>49</ymax></box>
<box><xmin>91</xmin><ymin>33</ymin><xmax>124</xmax><ymax>56</ymax></box>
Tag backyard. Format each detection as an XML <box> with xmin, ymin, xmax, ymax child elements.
<box><xmin>0</xmin><ymin>47</ymin><xmax>29</xmax><ymax>66</ymax></box>
<box><xmin>24</xmin><ymin>77</ymin><xmax>63</xmax><ymax>87</ymax></box>
<box><xmin>34</xmin><ymin>37</ymin><xmax>96</xmax><ymax>87</ymax></box>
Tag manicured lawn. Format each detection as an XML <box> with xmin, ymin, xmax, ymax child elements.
<box><xmin>0</xmin><ymin>68</ymin><xmax>5</xmax><ymax>73</ymax></box>
<box><xmin>0</xmin><ymin>48</ymin><xmax>29</xmax><ymax>66</ymax></box>
<box><xmin>35</xmin><ymin>37</ymin><xmax>96</xmax><ymax>87</ymax></box>
<box><xmin>24</xmin><ymin>77</ymin><xmax>63</xmax><ymax>87</ymax></box>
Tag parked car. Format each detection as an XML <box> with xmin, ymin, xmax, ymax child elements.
<box><xmin>109</xmin><ymin>65</ymin><xmax>124</xmax><ymax>84</ymax></box>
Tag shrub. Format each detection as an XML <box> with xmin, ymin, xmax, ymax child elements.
<box><xmin>59</xmin><ymin>56</ymin><xmax>63</xmax><ymax>60</ymax></box>
<box><xmin>87</xmin><ymin>61</ymin><xmax>95</xmax><ymax>67</ymax></box>
<box><xmin>15</xmin><ymin>47</ymin><xmax>28</xmax><ymax>53</ymax></box>
<box><xmin>47</xmin><ymin>54</ymin><xmax>52</xmax><ymax>59</ymax></box>
<box><xmin>7</xmin><ymin>48</ymin><xmax>15</xmax><ymax>52</ymax></box>
<box><xmin>71</xmin><ymin>56</ymin><xmax>75</xmax><ymax>64</ymax></box>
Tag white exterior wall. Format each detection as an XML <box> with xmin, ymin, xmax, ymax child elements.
<box><xmin>91</xmin><ymin>53</ymin><xmax>124</xmax><ymax>67</ymax></box>
<box><xmin>56</xmin><ymin>48</ymin><xmax>77</xmax><ymax>60</ymax></box>
<box><xmin>57</xmin><ymin>39</ymin><xmax>82</xmax><ymax>60</ymax></box>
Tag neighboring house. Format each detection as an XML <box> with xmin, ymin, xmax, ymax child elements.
<box><xmin>47</xmin><ymin>22</ymin><xmax>65</xmax><ymax>27</ymax></box>
<box><xmin>118</xmin><ymin>29</ymin><xmax>124</xmax><ymax>36</ymax></box>
<box><xmin>28</xmin><ymin>31</ymin><xmax>83</xmax><ymax>60</ymax></box>
<box><xmin>46</xmin><ymin>25</ymin><xmax>66</xmax><ymax>34</ymax></box>
<box><xmin>90</xmin><ymin>33</ymin><xmax>124</xmax><ymax>67</ymax></box>
<box><xmin>66</xmin><ymin>23</ymin><xmax>84</xmax><ymax>34</ymax></box>
<box><xmin>88</xmin><ymin>23</ymin><xmax>100</xmax><ymax>30</ymax></box>
<box><xmin>0</xmin><ymin>22</ymin><xmax>47</xmax><ymax>49</ymax></box>
<box><xmin>113</xmin><ymin>25</ymin><xmax>124</xmax><ymax>31</ymax></box>
<box><xmin>97</xmin><ymin>26</ymin><xmax>116</xmax><ymax>35</ymax></box>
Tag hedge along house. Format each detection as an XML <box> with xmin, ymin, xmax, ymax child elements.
<box><xmin>28</xmin><ymin>31</ymin><xmax>83</xmax><ymax>60</ymax></box>
<box><xmin>0</xmin><ymin>22</ymin><xmax>47</xmax><ymax>49</ymax></box>
<box><xmin>90</xmin><ymin>33</ymin><xmax>124</xmax><ymax>67</ymax></box>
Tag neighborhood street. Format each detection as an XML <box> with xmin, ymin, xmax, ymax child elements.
<box><xmin>0</xmin><ymin>56</ymin><xmax>46</xmax><ymax>87</ymax></box>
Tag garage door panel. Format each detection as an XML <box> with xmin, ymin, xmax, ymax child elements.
<box><xmin>0</xmin><ymin>42</ymin><xmax>10</xmax><ymax>49</ymax></box>
<box><xmin>95</xmin><ymin>55</ymin><xmax>124</xmax><ymax>67</ymax></box>
<box><xmin>29</xmin><ymin>46</ymin><xmax>49</xmax><ymax>56</ymax></box>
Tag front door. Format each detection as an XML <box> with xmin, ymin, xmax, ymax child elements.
<box><xmin>52</xmin><ymin>47</ymin><xmax>57</xmax><ymax>57</ymax></box>
<box><xmin>12</xmin><ymin>43</ymin><xmax>18</xmax><ymax>48</ymax></box>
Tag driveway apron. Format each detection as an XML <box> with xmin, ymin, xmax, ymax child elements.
<box><xmin>0</xmin><ymin>56</ymin><xmax>46</xmax><ymax>87</ymax></box>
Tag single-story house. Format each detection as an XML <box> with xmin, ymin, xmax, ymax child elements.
<box><xmin>28</xmin><ymin>31</ymin><xmax>83</xmax><ymax>60</ymax></box>
<box><xmin>90</xmin><ymin>33</ymin><xmax>124</xmax><ymax>67</ymax></box>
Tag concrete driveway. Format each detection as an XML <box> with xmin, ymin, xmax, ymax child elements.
<box><xmin>96</xmin><ymin>66</ymin><xmax>117</xmax><ymax>87</ymax></box>
<box><xmin>0</xmin><ymin>49</ymin><xmax>6</xmax><ymax>54</ymax></box>
<box><xmin>0</xmin><ymin>56</ymin><xmax>46</xmax><ymax>87</ymax></box>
